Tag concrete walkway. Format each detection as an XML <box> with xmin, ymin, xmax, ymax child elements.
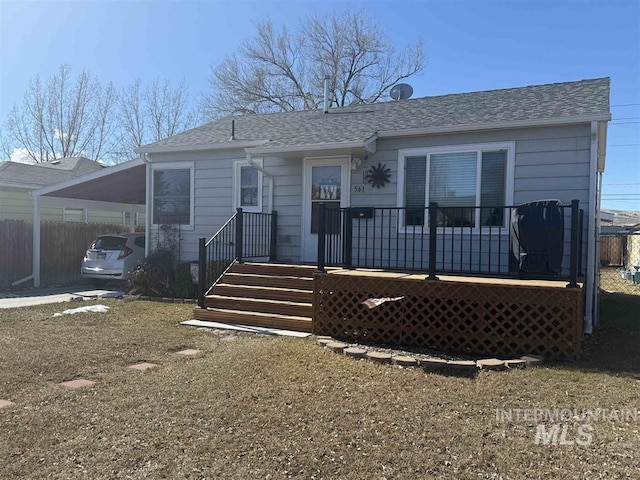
<box><xmin>0</xmin><ymin>285</ymin><xmax>124</xmax><ymax>309</ymax></box>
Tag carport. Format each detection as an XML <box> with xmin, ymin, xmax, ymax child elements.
<box><xmin>29</xmin><ymin>157</ymin><xmax>148</xmax><ymax>287</ymax></box>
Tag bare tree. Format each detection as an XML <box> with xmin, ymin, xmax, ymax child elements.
<box><xmin>116</xmin><ymin>78</ymin><xmax>199</xmax><ymax>159</ymax></box>
<box><xmin>203</xmin><ymin>10</ymin><xmax>425</xmax><ymax>118</ymax></box>
<box><xmin>3</xmin><ymin>64</ymin><xmax>117</xmax><ymax>163</ymax></box>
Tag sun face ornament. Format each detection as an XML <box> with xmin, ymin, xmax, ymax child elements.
<box><xmin>364</xmin><ymin>163</ymin><xmax>391</xmax><ymax>189</ymax></box>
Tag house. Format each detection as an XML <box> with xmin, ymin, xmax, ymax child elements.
<box><xmin>0</xmin><ymin>157</ymin><xmax>137</xmax><ymax>224</ymax></box>
<box><xmin>31</xmin><ymin>78</ymin><xmax>610</xmax><ymax>359</ymax></box>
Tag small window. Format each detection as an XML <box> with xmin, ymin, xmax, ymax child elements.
<box><xmin>240</xmin><ymin>166</ymin><xmax>259</xmax><ymax>207</ymax></box>
<box><xmin>234</xmin><ymin>160</ymin><xmax>263</xmax><ymax>212</ymax></box>
<box><xmin>63</xmin><ymin>208</ymin><xmax>85</xmax><ymax>223</ymax></box>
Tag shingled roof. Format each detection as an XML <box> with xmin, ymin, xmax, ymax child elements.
<box><xmin>0</xmin><ymin>157</ymin><xmax>105</xmax><ymax>188</ymax></box>
<box><xmin>139</xmin><ymin>77</ymin><xmax>610</xmax><ymax>153</ymax></box>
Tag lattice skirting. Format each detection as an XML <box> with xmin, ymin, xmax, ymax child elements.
<box><xmin>313</xmin><ymin>274</ymin><xmax>584</xmax><ymax>360</ymax></box>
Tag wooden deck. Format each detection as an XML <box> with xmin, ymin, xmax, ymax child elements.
<box><xmin>194</xmin><ymin>263</ymin><xmax>584</xmax><ymax>360</ymax></box>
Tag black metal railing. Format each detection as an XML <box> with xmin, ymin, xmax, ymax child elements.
<box><xmin>317</xmin><ymin>200</ymin><xmax>584</xmax><ymax>287</ymax></box>
<box><xmin>198</xmin><ymin>208</ymin><xmax>277</xmax><ymax>307</ymax></box>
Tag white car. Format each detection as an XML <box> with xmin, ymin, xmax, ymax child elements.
<box><xmin>81</xmin><ymin>233</ymin><xmax>145</xmax><ymax>286</ymax></box>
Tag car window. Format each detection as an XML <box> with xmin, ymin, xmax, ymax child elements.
<box><xmin>133</xmin><ymin>236</ymin><xmax>145</xmax><ymax>248</ymax></box>
<box><xmin>94</xmin><ymin>236</ymin><xmax>127</xmax><ymax>250</ymax></box>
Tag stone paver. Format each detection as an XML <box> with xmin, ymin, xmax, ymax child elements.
<box><xmin>392</xmin><ymin>355</ymin><xmax>418</xmax><ymax>367</ymax></box>
<box><xmin>127</xmin><ymin>362</ymin><xmax>158</xmax><ymax>371</ymax></box>
<box><xmin>59</xmin><ymin>379</ymin><xmax>96</xmax><ymax>389</ymax></box>
<box><xmin>421</xmin><ymin>358</ymin><xmax>449</xmax><ymax>371</ymax></box>
<box><xmin>366</xmin><ymin>351</ymin><xmax>392</xmax><ymax>364</ymax></box>
<box><xmin>0</xmin><ymin>399</ymin><xmax>16</xmax><ymax>409</ymax></box>
<box><xmin>317</xmin><ymin>338</ymin><xmax>334</xmax><ymax>347</ymax></box>
<box><xmin>176</xmin><ymin>349</ymin><xmax>201</xmax><ymax>357</ymax></box>
<box><xmin>477</xmin><ymin>358</ymin><xmax>507</xmax><ymax>370</ymax></box>
<box><xmin>343</xmin><ymin>347</ymin><xmax>367</xmax><ymax>358</ymax></box>
<box><xmin>326</xmin><ymin>342</ymin><xmax>348</xmax><ymax>353</ymax></box>
<box><xmin>446</xmin><ymin>360</ymin><xmax>478</xmax><ymax>375</ymax></box>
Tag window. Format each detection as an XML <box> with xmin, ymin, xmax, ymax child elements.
<box><xmin>234</xmin><ymin>160</ymin><xmax>262</xmax><ymax>212</ymax></box>
<box><xmin>398</xmin><ymin>143</ymin><xmax>513</xmax><ymax>228</ymax></box>
<box><xmin>63</xmin><ymin>208</ymin><xmax>85</xmax><ymax>223</ymax></box>
<box><xmin>240</xmin><ymin>166</ymin><xmax>259</xmax><ymax>207</ymax></box>
<box><xmin>152</xmin><ymin>164</ymin><xmax>193</xmax><ymax>226</ymax></box>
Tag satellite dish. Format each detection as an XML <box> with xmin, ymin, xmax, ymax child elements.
<box><xmin>390</xmin><ymin>83</ymin><xmax>413</xmax><ymax>100</ymax></box>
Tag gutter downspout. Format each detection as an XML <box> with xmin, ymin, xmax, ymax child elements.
<box><xmin>583</xmin><ymin>121</ymin><xmax>599</xmax><ymax>334</ymax></box>
<box><xmin>246</xmin><ymin>154</ymin><xmax>274</xmax><ymax>214</ymax></box>
<box><xmin>593</xmin><ymin>121</ymin><xmax>608</xmax><ymax>328</ymax></box>
<box><xmin>33</xmin><ymin>192</ymin><xmax>41</xmax><ymax>287</ymax></box>
<box><xmin>143</xmin><ymin>153</ymin><xmax>151</xmax><ymax>257</ymax></box>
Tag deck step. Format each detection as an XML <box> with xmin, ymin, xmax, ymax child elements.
<box><xmin>193</xmin><ymin>308</ymin><xmax>312</xmax><ymax>333</ymax></box>
<box><xmin>213</xmin><ymin>284</ymin><xmax>313</xmax><ymax>303</ymax></box>
<box><xmin>204</xmin><ymin>295</ymin><xmax>312</xmax><ymax>318</ymax></box>
<box><xmin>231</xmin><ymin>262</ymin><xmax>317</xmax><ymax>278</ymax></box>
<box><xmin>222</xmin><ymin>273</ymin><xmax>314</xmax><ymax>290</ymax></box>
<box><xmin>195</xmin><ymin>262</ymin><xmax>315</xmax><ymax>334</ymax></box>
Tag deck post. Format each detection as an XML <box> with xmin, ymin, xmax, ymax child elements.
<box><xmin>567</xmin><ymin>199</ymin><xmax>580</xmax><ymax>288</ymax></box>
<box><xmin>269</xmin><ymin>210</ymin><xmax>278</xmax><ymax>262</ymax></box>
<box><xmin>235</xmin><ymin>208</ymin><xmax>244</xmax><ymax>263</ymax></box>
<box><xmin>343</xmin><ymin>208</ymin><xmax>353</xmax><ymax>269</ymax></box>
<box><xmin>427</xmin><ymin>202</ymin><xmax>439</xmax><ymax>280</ymax></box>
<box><xmin>317</xmin><ymin>203</ymin><xmax>326</xmax><ymax>273</ymax></box>
<box><xmin>198</xmin><ymin>237</ymin><xmax>206</xmax><ymax>308</ymax></box>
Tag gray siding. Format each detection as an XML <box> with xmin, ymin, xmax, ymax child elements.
<box><xmin>156</xmin><ymin>123</ymin><xmax>593</xmax><ymax>271</ymax></box>
<box><xmin>348</xmin><ymin>124</ymin><xmax>592</xmax><ymax>275</ymax></box>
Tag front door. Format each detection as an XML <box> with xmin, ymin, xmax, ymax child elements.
<box><xmin>302</xmin><ymin>157</ymin><xmax>350</xmax><ymax>262</ymax></box>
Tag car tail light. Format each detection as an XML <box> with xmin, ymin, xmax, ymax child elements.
<box><xmin>117</xmin><ymin>246</ymin><xmax>133</xmax><ymax>260</ymax></box>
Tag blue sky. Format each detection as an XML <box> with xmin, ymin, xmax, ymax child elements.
<box><xmin>1</xmin><ymin>0</ymin><xmax>638</xmax><ymax>209</ymax></box>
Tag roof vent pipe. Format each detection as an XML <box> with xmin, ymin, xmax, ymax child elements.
<box><xmin>230</xmin><ymin>119</ymin><xmax>236</xmax><ymax>141</ymax></box>
<box><xmin>323</xmin><ymin>75</ymin><xmax>330</xmax><ymax>113</ymax></box>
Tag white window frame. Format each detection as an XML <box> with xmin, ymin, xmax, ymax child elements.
<box><xmin>63</xmin><ymin>207</ymin><xmax>86</xmax><ymax>223</ymax></box>
<box><xmin>397</xmin><ymin>142</ymin><xmax>515</xmax><ymax>232</ymax></box>
<box><xmin>150</xmin><ymin>161</ymin><xmax>195</xmax><ymax>229</ymax></box>
<box><xmin>233</xmin><ymin>158</ymin><xmax>263</xmax><ymax>213</ymax></box>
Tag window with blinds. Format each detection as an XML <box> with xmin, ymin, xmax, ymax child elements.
<box><xmin>400</xmin><ymin>146</ymin><xmax>508</xmax><ymax>228</ymax></box>
<box><xmin>404</xmin><ymin>156</ymin><xmax>426</xmax><ymax>226</ymax></box>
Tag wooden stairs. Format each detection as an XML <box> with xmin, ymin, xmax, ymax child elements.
<box><xmin>192</xmin><ymin>262</ymin><xmax>317</xmax><ymax>332</ymax></box>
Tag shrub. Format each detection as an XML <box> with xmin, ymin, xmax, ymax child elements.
<box><xmin>127</xmin><ymin>250</ymin><xmax>175</xmax><ymax>297</ymax></box>
<box><xmin>170</xmin><ymin>262</ymin><xmax>197</xmax><ymax>299</ymax></box>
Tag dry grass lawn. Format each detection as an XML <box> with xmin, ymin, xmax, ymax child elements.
<box><xmin>0</xmin><ymin>299</ymin><xmax>638</xmax><ymax>479</ymax></box>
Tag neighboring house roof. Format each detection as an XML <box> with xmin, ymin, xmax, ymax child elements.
<box><xmin>601</xmin><ymin>209</ymin><xmax>640</xmax><ymax>234</ymax></box>
<box><xmin>139</xmin><ymin>77</ymin><xmax>611</xmax><ymax>153</ymax></box>
<box><xmin>0</xmin><ymin>157</ymin><xmax>105</xmax><ymax>189</ymax></box>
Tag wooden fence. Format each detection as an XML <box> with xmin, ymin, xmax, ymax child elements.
<box><xmin>0</xmin><ymin>220</ymin><xmax>131</xmax><ymax>289</ymax></box>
